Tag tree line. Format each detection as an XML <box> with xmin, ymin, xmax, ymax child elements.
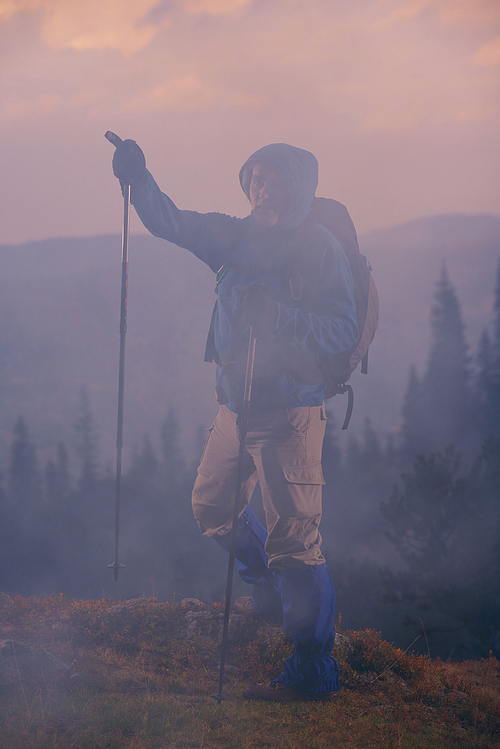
<box><xmin>322</xmin><ymin>258</ymin><xmax>500</xmax><ymax>659</ymax></box>
<box><xmin>0</xmin><ymin>259</ymin><xmax>499</xmax><ymax>660</ymax></box>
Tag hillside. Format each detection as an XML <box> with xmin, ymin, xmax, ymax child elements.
<box><xmin>0</xmin><ymin>594</ymin><xmax>498</xmax><ymax>749</ymax></box>
<box><xmin>356</xmin><ymin>213</ymin><xmax>500</xmax><ymax>437</ymax></box>
<box><xmin>0</xmin><ymin>213</ymin><xmax>499</xmax><ymax>467</ymax></box>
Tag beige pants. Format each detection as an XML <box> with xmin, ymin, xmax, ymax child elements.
<box><xmin>192</xmin><ymin>404</ymin><xmax>327</xmax><ymax>570</ymax></box>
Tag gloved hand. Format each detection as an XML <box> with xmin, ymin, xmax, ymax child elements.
<box><xmin>112</xmin><ymin>139</ymin><xmax>146</xmax><ymax>185</ymax></box>
<box><xmin>241</xmin><ymin>283</ymin><xmax>278</xmax><ymax>334</ymax></box>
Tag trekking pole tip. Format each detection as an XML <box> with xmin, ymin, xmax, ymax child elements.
<box><xmin>107</xmin><ymin>562</ymin><xmax>125</xmax><ymax>582</ymax></box>
<box><xmin>210</xmin><ymin>692</ymin><xmax>229</xmax><ymax>702</ymax></box>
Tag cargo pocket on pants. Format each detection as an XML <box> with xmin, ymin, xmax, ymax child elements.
<box><xmin>282</xmin><ymin>464</ymin><xmax>325</xmax><ymax>486</ymax></box>
<box><xmin>198</xmin><ymin>422</ymin><xmax>215</xmax><ymax>467</ymax></box>
<box><xmin>277</xmin><ymin>464</ymin><xmax>325</xmax><ymax>555</ymax></box>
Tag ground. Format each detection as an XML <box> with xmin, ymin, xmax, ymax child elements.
<box><xmin>0</xmin><ymin>594</ymin><xmax>498</xmax><ymax>749</ymax></box>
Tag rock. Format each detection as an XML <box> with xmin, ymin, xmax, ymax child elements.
<box><xmin>387</xmin><ymin>675</ymin><xmax>409</xmax><ymax>690</ymax></box>
<box><xmin>0</xmin><ymin>639</ymin><xmax>81</xmax><ymax>690</ymax></box>
<box><xmin>181</xmin><ymin>603</ymin><xmax>245</xmax><ymax>641</ymax></box>
<box><xmin>0</xmin><ymin>593</ymin><xmax>13</xmax><ymax>610</ymax></box>
<box><xmin>334</xmin><ymin>633</ymin><xmax>352</xmax><ymax>648</ymax></box>
<box><xmin>221</xmin><ymin>664</ymin><xmax>240</xmax><ymax>673</ymax></box>
<box><xmin>449</xmin><ymin>690</ymin><xmax>469</xmax><ymax>702</ymax></box>
<box><xmin>184</xmin><ymin>609</ymin><xmax>223</xmax><ymax>639</ymax></box>
<box><xmin>105</xmin><ymin>596</ymin><xmax>157</xmax><ymax>617</ymax></box>
<box><xmin>104</xmin><ymin>604</ymin><xmax>128</xmax><ymax>618</ymax></box>
<box><xmin>123</xmin><ymin>597</ymin><xmax>157</xmax><ymax>608</ymax></box>
<box><xmin>358</xmin><ymin>670</ymin><xmax>378</xmax><ymax>685</ymax></box>
<box><xmin>179</xmin><ymin>598</ymin><xmax>208</xmax><ymax>612</ymax></box>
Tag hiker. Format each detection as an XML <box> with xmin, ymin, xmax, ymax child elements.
<box><xmin>111</xmin><ymin>141</ymin><xmax>359</xmax><ymax>702</ymax></box>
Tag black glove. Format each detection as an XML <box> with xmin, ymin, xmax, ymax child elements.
<box><xmin>241</xmin><ymin>283</ymin><xmax>278</xmax><ymax>334</ymax></box>
<box><xmin>112</xmin><ymin>139</ymin><xmax>146</xmax><ymax>185</ymax></box>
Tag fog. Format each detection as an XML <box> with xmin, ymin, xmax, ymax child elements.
<box><xmin>1</xmin><ymin>0</ymin><xmax>499</xmax><ymax>660</ymax></box>
<box><xmin>1</xmin><ymin>213</ymin><xmax>499</xmax><ymax>658</ymax></box>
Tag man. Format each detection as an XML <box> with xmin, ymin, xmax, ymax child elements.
<box><xmin>112</xmin><ymin>140</ymin><xmax>358</xmax><ymax>701</ymax></box>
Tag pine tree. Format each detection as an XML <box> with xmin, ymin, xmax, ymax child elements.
<box><xmin>74</xmin><ymin>386</ymin><xmax>99</xmax><ymax>491</ymax></box>
<box><xmin>160</xmin><ymin>406</ymin><xmax>184</xmax><ymax>484</ymax></box>
<box><xmin>9</xmin><ymin>416</ymin><xmax>41</xmax><ymax>512</ymax></box>
<box><xmin>129</xmin><ymin>433</ymin><xmax>158</xmax><ymax>480</ymax></box>
<box><xmin>0</xmin><ymin>469</ymin><xmax>9</xmax><ymax>589</ymax></box>
<box><xmin>385</xmin><ymin>433</ymin><xmax>398</xmax><ymax>470</ymax></box>
<box><xmin>4</xmin><ymin>417</ymin><xmax>57</xmax><ymax>594</ymax></box>
<box><xmin>476</xmin><ymin>329</ymin><xmax>495</xmax><ymax>435</ymax></box>
<box><xmin>380</xmin><ymin>438</ymin><xmax>500</xmax><ymax>658</ymax></box>
<box><xmin>493</xmin><ymin>259</ymin><xmax>500</xmax><ymax>366</ymax></box>
<box><xmin>400</xmin><ymin>365</ymin><xmax>426</xmax><ymax>463</ymax></box>
<box><xmin>421</xmin><ymin>264</ymin><xmax>474</xmax><ymax>454</ymax></box>
<box><xmin>362</xmin><ymin>417</ymin><xmax>382</xmax><ymax>468</ymax></box>
<box><xmin>46</xmin><ymin>441</ymin><xmax>71</xmax><ymax>506</ymax></box>
<box><xmin>478</xmin><ymin>260</ymin><xmax>500</xmax><ymax>436</ymax></box>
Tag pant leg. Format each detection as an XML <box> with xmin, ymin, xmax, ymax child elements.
<box><xmin>192</xmin><ymin>405</ymin><xmax>258</xmax><ymax>538</ymax></box>
<box><xmin>244</xmin><ymin>404</ymin><xmax>340</xmax><ymax>694</ymax></box>
<box><xmin>273</xmin><ymin>565</ymin><xmax>340</xmax><ymax>693</ymax></box>
<box><xmin>192</xmin><ymin>403</ymin><xmax>339</xmax><ymax>693</ymax></box>
<box><xmin>192</xmin><ymin>406</ymin><xmax>281</xmax><ymax>617</ymax></box>
<box><xmin>244</xmin><ymin>405</ymin><xmax>327</xmax><ymax>569</ymax></box>
<box><xmin>214</xmin><ymin>507</ymin><xmax>282</xmax><ymax>621</ymax></box>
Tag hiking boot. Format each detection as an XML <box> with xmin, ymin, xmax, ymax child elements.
<box><xmin>243</xmin><ymin>681</ymin><xmax>340</xmax><ymax>703</ymax></box>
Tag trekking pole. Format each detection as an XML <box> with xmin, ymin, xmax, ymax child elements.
<box><xmin>212</xmin><ymin>326</ymin><xmax>257</xmax><ymax>704</ymax></box>
<box><xmin>105</xmin><ymin>130</ymin><xmax>128</xmax><ymax>582</ymax></box>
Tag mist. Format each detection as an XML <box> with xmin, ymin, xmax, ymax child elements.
<box><xmin>1</xmin><ymin>213</ymin><xmax>499</xmax><ymax>659</ymax></box>
<box><xmin>1</xmin><ymin>0</ymin><xmax>500</xmax><ymax>663</ymax></box>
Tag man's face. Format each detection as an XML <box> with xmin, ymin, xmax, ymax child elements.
<box><xmin>249</xmin><ymin>162</ymin><xmax>291</xmax><ymax>227</ymax></box>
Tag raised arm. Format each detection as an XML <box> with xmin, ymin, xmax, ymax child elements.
<box><xmin>110</xmin><ymin>136</ymin><xmax>246</xmax><ymax>272</ymax></box>
<box><xmin>131</xmin><ymin>172</ymin><xmax>247</xmax><ymax>273</ymax></box>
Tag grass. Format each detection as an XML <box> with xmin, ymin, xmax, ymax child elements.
<box><xmin>0</xmin><ymin>594</ymin><xmax>499</xmax><ymax>748</ymax></box>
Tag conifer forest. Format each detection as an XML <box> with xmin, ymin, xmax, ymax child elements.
<box><xmin>1</xmin><ymin>258</ymin><xmax>499</xmax><ymax>664</ymax></box>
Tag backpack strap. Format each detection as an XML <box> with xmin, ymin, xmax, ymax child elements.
<box><xmin>361</xmin><ymin>349</ymin><xmax>369</xmax><ymax>375</ymax></box>
<box><xmin>204</xmin><ymin>263</ymin><xmax>232</xmax><ymax>364</ymax></box>
<box><xmin>336</xmin><ymin>384</ymin><xmax>354</xmax><ymax>430</ymax></box>
<box><xmin>204</xmin><ymin>300</ymin><xmax>219</xmax><ymax>364</ymax></box>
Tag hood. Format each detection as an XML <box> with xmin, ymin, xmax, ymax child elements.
<box><xmin>239</xmin><ymin>143</ymin><xmax>318</xmax><ymax>230</ymax></box>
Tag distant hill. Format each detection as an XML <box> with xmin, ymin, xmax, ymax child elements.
<box><xmin>357</xmin><ymin>213</ymin><xmax>500</xmax><ymax>439</ymax></box>
<box><xmin>0</xmin><ymin>213</ymin><xmax>499</xmax><ymax>469</ymax></box>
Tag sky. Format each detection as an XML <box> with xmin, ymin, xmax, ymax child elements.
<box><xmin>0</xmin><ymin>0</ymin><xmax>499</xmax><ymax>245</ymax></box>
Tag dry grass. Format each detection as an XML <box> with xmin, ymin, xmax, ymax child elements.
<box><xmin>0</xmin><ymin>595</ymin><xmax>499</xmax><ymax>749</ymax></box>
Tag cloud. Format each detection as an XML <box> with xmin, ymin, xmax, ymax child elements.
<box><xmin>373</xmin><ymin>0</ymin><xmax>500</xmax><ymax>28</ymax></box>
<box><xmin>0</xmin><ymin>0</ymin><xmax>41</xmax><ymax>21</ymax></box>
<box><xmin>181</xmin><ymin>0</ymin><xmax>252</xmax><ymax>15</ymax></box>
<box><xmin>125</xmin><ymin>72</ymin><xmax>265</xmax><ymax>112</ymax></box>
<box><xmin>474</xmin><ymin>35</ymin><xmax>500</xmax><ymax>67</ymax></box>
<box><xmin>126</xmin><ymin>73</ymin><xmax>211</xmax><ymax>112</ymax></box>
<box><xmin>0</xmin><ymin>93</ymin><xmax>60</xmax><ymax>119</ymax></box>
<box><xmin>0</xmin><ymin>0</ymin><xmax>166</xmax><ymax>54</ymax></box>
<box><xmin>434</xmin><ymin>0</ymin><xmax>500</xmax><ymax>26</ymax></box>
<box><xmin>1</xmin><ymin>0</ymin><xmax>499</xmax><ymax>130</ymax></box>
<box><xmin>372</xmin><ymin>0</ymin><xmax>432</xmax><ymax>29</ymax></box>
<box><xmin>0</xmin><ymin>87</ymin><xmax>113</xmax><ymax>121</ymax></box>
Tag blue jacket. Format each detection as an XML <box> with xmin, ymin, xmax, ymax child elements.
<box><xmin>130</xmin><ymin>143</ymin><xmax>358</xmax><ymax>412</ymax></box>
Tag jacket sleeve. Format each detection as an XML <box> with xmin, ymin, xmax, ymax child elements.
<box><xmin>274</xmin><ymin>238</ymin><xmax>359</xmax><ymax>356</ymax></box>
<box><xmin>130</xmin><ymin>171</ymin><xmax>246</xmax><ymax>273</ymax></box>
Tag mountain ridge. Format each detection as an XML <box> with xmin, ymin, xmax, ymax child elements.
<box><xmin>0</xmin><ymin>212</ymin><xmax>499</xmax><ymax>467</ymax></box>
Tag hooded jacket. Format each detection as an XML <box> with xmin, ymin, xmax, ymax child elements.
<box><xmin>130</xmin><ymin>143</ymin><xmax>358</xmax><ymax>412</ymax></box>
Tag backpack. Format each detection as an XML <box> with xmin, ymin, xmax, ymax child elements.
<box><xmin>307</xmin><ymin>197</ymin><xmax>379</xmax><ymax>428</ymax></box>
<box><xmin>204</xmin><ymin>197</ymin><xmax>378</xmax><ymax>428</ymax></box>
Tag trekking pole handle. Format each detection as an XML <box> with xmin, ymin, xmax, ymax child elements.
<box><xmin>105</xmin><ymin>131</ymin><xmax>123</xmax><ymax>148</ymax></box>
